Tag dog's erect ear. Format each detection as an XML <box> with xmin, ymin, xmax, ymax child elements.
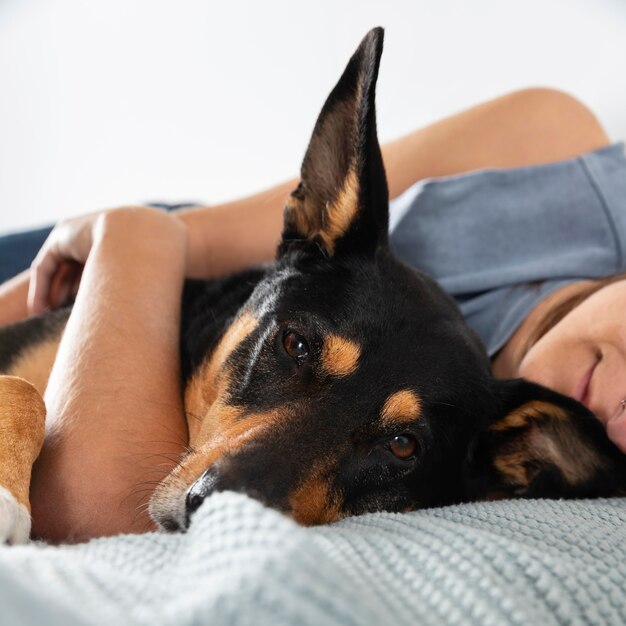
<box><xmin>464</xmin><ymin>379</ymin><xmax>626</xmax><ymax>501</ymax></box>
<box><xmin>279</xmin><ymin>27</ymin><xmax>389</xmax><ymax>259</ymax></box>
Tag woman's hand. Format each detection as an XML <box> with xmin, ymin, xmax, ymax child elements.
<box><xmin>28</xmin><ymin>211</ymin><xmax>100</xmax><ymax>314</ymax></box>
<box><xmin>27</xmin><ymin>206</ymin><xmax>184</xmax><ymax>315</ymax></box>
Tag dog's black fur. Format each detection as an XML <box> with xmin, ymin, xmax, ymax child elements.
<box><xmin>3</xmin><ymin>28</ymin><xmax>626</xmax><ymax>530</ymax></box>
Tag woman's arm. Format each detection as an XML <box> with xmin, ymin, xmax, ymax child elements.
<box><xmin>2</xmin><ymin>89</ymin><xmax>608</xmax><ymax>317</ymax></box>
<box><xmin>176</xmin><ymin>88</ymin><xmax>609</xmax><ymax>279</ymax></box>
<box><xmin>0</xmin><ymin>89</ymin><xmax>608</xmax><ymax>312</ymax></box>
<box><xmin>29</xmin><ymin>208</ymin><xmax>189</xmax><ymax>542</ymax></box>
<box><xmin>0</xmin><ymin>270</ymin><xmax>29</xmax><ymax>326</ymax></box>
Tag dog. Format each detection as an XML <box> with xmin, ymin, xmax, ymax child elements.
<box><xmin>2</xmin><ymin>27</ymin><xmax>626</xmax><ymax>544</ymax></box>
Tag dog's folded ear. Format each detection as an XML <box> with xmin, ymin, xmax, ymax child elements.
<box><xmin>464</xmin><ymin>378</ymin><xmax>626</xmax><ymax>501</ymax></box>
<box><xmin>279</xmin><ymin>27</ymin><xmax>389</xmax><ymax>259</ymax></box>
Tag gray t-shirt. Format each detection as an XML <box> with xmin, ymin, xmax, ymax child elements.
<box><xmin>389</xmin><ymin>143</ymin><xmax>626</xmax><ymax>356</ymax></box>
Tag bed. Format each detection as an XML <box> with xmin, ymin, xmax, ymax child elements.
<box><xmin>1</xmin><ymin>492</ymin><xmax>625</xmax><ymax>625</ymax></box>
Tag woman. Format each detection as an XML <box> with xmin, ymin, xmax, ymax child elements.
<box><xmin>0</xmin><ymin>87</ymin><xmax>621</xmax><ymax>542</ymax></box>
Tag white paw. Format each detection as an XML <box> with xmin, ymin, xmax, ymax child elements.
<box><xmin>0</xmin><ymin>486</ymin><xmax>31</xmax><ymax>545</ymax></box>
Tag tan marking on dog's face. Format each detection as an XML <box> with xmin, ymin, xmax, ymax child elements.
<box><xmin>0</xmin><ymin>376</ymin><xmax>46</xmax><ymax>511</ymax></box>
<box><xmin>183</xmin><ymin>311</ymin><xmax>258</xmax><ymax>444</ymax></box>
<box><xmin>6</xmin><ymin>338</ymin><xmax>61</xmax><ymax>396</ymax></box>
<box><xmin>320</xmin><ymin>334</ymin><xmax>361</xmax><ymax>377</ymax></box>
<box><xmin>288</xmin><ymin>460</ymin><xmax>343</xmax><ymax>525</ymax></box>
<box><xmin>380</xmin><ymin>390</ymin><xmax>422</xmax><ymax>428</ymax></box>
<box><xmin>197</xmin><ymin>402</ymin><xmax>246</xmax><ymax>445</ymax></box>
<box><xmin>164</xmin><ymin>407</ymin><xmax>260</xmax><ymax>492</ymax></box>
<box><xmin>151</xmin><ymin>406</ymin><xmax>286</xmax><ymax>524</ymax></box>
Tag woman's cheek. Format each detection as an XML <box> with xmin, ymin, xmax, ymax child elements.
<box><xmin>517</xmin><ymin>341</ymin><xmax>556</xmax><ymax>389</ymax></box>
<box><xmin>519</xmin><ymin>338</ymin><xmax>591</xmax><ymax>405</ymax></box>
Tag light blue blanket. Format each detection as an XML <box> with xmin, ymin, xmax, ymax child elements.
<box><xmin>1</xmin><ymin>492</ymin><xmax>625</xmax><ymax>625</ymax></box>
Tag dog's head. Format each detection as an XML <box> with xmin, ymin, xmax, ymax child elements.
<box><xmin>151</xmin><ymin>28</ymin><xmax>626</xmax><ymax>531</ymax></box>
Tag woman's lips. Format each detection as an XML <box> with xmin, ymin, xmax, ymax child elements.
<box><xmin>573</xmin><ymin>359</ymin><xmax>599</xmax><ymax>407</ymax></box>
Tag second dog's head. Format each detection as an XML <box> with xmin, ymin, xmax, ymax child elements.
<box><xmin>151</xmin><ymin>28</ymin><xmax>626</xmax><ymax>531</ymax></box>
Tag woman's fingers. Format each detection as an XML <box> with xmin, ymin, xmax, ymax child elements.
<box><xmin>30</xmin><ymin>257</ymin><xmax>84</xmax><ymax>315</ymax></box>
<box><xmin>49</xmin><ymin>261</ymin><xmax>83</xmax><ymax>309</ymax></box>
<box><xmin>28</xmin><ymin>246</ymin><xmax>65</xmax><ymax>315</ymax></box>
<box><xmin>26</xmin><ymin>213</ymin><xmax>98</xmax><ymax>315</ymax></box>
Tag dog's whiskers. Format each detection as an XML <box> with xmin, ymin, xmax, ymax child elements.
<box><xmin>185</xmin><ymin>410</ymin><xmax>203</xmax><ymax>423</ymax></box>
<box><xmin>430</xmin><ymin>400</ymin><xmax>463</xmax><ymax>411</ymax></box>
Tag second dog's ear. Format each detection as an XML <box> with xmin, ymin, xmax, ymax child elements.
<box><xmin>464</xmin><ymin>379</ymin><xmax>626</xmax><ymax>501</ymax></box>
<box><xmin>279</xmin><ymin>27</ymin><xmax>389</xmax><ymax>259</ymax></box>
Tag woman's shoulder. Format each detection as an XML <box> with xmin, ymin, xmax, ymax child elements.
<box><xmin>389</xmin><ymin>142</ymin><xmax>626</xmax><ymax>293</ymax></box>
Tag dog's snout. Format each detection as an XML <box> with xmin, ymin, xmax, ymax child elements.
<box><xmin>185</xmin><ymin>468</ymin><xmax>218</xmax><ymax>523</ymax></box>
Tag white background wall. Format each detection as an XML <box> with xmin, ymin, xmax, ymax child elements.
<box><xmin>1</xmin><ymin>0</ymin><xmax>626</xmax><ymax>234</ymax></box>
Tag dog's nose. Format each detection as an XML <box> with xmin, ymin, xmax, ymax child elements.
<box><xmin>185</xmin><ymin>468</ymin><xmax>218</xmax><ymax>523</ymax></box>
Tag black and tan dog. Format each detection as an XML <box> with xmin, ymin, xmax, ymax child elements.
<box><xmin>1</xmin><ymin>28</ymin><xmax>626</xmax><ymax>543</ymax></box>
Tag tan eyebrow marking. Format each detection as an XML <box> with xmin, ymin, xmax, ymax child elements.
<box><xmin>380</xmin><ymin>390</ymin><xmax>422</xmax><ymax>427</ymax></box>
<box><xmin>320</xmin><ymin>334</ymin><xmax>361</xmax><ymax>377</ymax></box>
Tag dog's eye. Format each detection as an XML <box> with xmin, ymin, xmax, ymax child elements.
<box><xmin>390</xmin><ymin>434</ymin><xmax>417</xmax><ymax>459</ymax></box>
<box><xmin>283</xmin><ymin>330</ymin><xmax>309</xmax><ymax>365</ymax></box>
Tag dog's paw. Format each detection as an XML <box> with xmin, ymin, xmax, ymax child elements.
<box><xmin>0</xmin><ymin>376</ymin><xmax>45</xmax><ymax>544</ymax></box>
<box><xmin>0</xmin><ymin>486</ymin><xmax>31</xmax><ymax>545</ymax></box>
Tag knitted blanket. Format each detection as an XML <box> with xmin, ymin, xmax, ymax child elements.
<box><xmin>1</xmin><ymin>492</ymin><xmax>625</xmax><ymax>625</ymax></box>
